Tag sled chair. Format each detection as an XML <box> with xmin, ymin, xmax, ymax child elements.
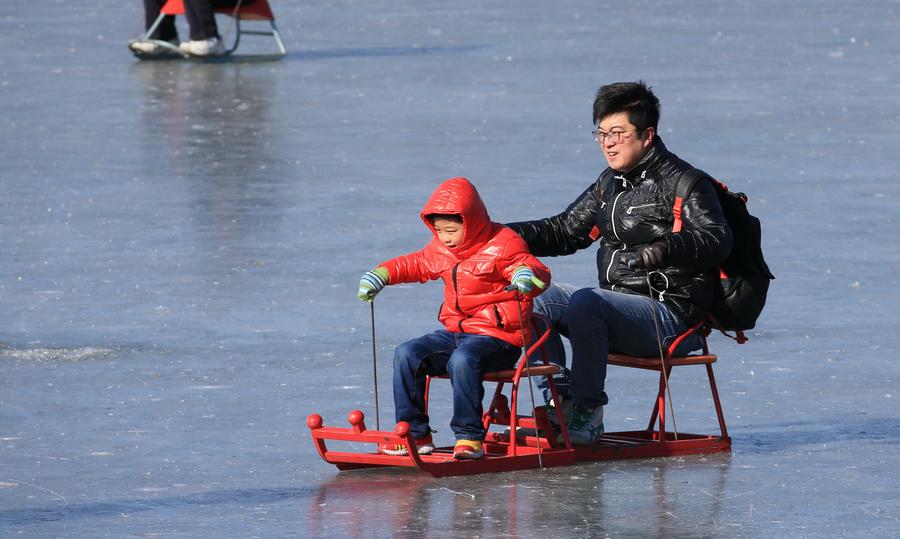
<box><xmin>424</xmin><ymin>313</ymin><xmax>574</xmax><ymax>456</ymax></box>
<box><xmin>133</xmin><ymin>0</ymin><xmax>287</xmax><ymax>61</ymax></box>
<box><xmin>576</xmin><ymin>321</ymin><xmax>731</xmax><ymax>461</ymax></box>
<box><xmin>307</xmin><ymin>314</ymin><xmax>576</xmax><ymax>477</ymax></box>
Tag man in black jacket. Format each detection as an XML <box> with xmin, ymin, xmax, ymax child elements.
<box><xmin>508</xmin><ymin>81</ymin><xmax>732</xmax><ymax>445</ymax></box>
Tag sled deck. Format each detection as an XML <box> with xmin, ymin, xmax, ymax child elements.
<box><xmin>129</xmin><ymin>0</ymin><xmax>287</xmax><ymax>62</ymax></box>
<box><xmin>308</xmin><ymin>319</ymin><xmax>730</xmax><ymax>477</ymax></box>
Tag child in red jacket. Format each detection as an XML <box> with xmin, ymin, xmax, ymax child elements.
<box><xmin>358</xmin><ymin>177</ymin><xmax>551</xmax><ymax>459</ymax></box>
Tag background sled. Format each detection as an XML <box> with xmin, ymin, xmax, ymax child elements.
<box><xmin>129</xmin><ymin>0</ymin><xmax>287</xmax><ymax>62</ymax></box>
<box><xmin>307</xmin><ymin>315</ymin><xmax>577</xmax><ymax>477</ymax></box>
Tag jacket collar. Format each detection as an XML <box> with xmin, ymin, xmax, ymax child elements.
<box><xmin>621</xmin><ymin>136</ymin><xmax>668</xmax><ymax>183</ymax></box>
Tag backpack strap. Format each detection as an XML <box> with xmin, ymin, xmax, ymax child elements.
<box><xmin>672</xmin><ymin>168</ymin><xmax>709</xmax><ymax>232</ymax></box>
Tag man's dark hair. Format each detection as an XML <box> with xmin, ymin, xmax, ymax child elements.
<box><xmin>425</xmin><ymin>213</ymin><xmax>463</xmax><ymax>224</ymax></box>
<box><xmin>592</xmin><ymin>81</ymin><xmax>661</xmax><ymax>133</ymax></box>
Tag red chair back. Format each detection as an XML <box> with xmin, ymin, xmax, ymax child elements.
<box><xmin>161</xmin><ymin>0</ymin><xmax>275</xmax><ymax>21</ymax></box>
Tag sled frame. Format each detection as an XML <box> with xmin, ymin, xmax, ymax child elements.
<box><xmin>308</xmin><ymin>321</ymin><xmax>731</xmax><ymax>476</ymax></box>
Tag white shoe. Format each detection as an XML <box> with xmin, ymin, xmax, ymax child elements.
<box><xmin>129</xmin><ymin>39</ymin><xmax>179</xmax><ymax>55</ymax></box>
<box><xmin>178</xmin><ymin>38</ymin><xmax>225</xmax><ymax>57</ymax></box>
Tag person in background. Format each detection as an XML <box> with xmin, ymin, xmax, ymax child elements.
<box><xmin>508</xmin><ymin>81</ymin><xmax>732</xmax><ymax>445</ymax></box>
<box><xmin>358</xmin><ymin>177</ymin><xmax>550</xmax><ymax>460</ymax></box>
<box><xmin>130</xmin><ymin>0</ymin><xmax>230</xmax><ymax>57</ymax></box>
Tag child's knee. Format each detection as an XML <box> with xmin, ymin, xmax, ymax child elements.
<box><xmin>447</xmin><ymin>352</ymin><xmax>478</xmax><ymax>376</ymax></box>
<box><xmin>393</xmin><ymin>341</ymin><xmax>419</xmax><ymax>368</ymax></box>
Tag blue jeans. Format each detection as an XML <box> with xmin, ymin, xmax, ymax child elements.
<box><xmin>392</xmin><ymin>330</ymin><xmax>519</xmax><ymax>441</ymax></box>
<box><xmin>533</xmin><ymin>283</ymin><xmax>703</xmax><ymax>409</ymax></box>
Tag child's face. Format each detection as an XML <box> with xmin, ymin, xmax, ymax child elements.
<box><xmin>432</xmin><ymin>217</ymin><xmax>465</xmax><ymax>249</ymax></box>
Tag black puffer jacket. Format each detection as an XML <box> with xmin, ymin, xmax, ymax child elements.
<box><xmin>508</xmin><ymin>137</ymin><xmax>732</xmax><ymax>326</ymax></box>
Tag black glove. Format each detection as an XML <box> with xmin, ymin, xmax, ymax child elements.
<box><xmin>634</xmin><ymin>241</ymin><xmax>668</xmax><ymax>270</ymax></box>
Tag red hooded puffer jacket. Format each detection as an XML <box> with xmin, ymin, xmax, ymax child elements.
<box><xmin>380</xmin><ymin>177</ymin><xmax>551</xmax><ymax>346</ymax></box>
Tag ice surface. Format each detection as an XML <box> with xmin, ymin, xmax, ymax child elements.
<box><xmin>1</xmin><ymin>1</ymin><xmax>898</xmax><ymax>537</ymax></box>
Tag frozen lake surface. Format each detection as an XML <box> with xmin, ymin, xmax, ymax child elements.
<box><xmin>1</xmin><ymin>1</ymin><xmax>898</xmax><ymax>536</ymax></box>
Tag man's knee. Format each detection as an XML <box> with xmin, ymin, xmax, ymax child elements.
<box><xmin>568</xmin><ymin>288</ymin><xmax>605</xmax><ymax>319</ymax></box>
<box><xmin>533</xmin><ymin>294</ymin><xmax>549</xmax><ymax>318</ymax></box>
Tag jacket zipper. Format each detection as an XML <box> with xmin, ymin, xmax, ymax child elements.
<box><xmin>605</xmin><ymin>248</ymin><xmax>621</xmax><ymax>284</ymax></box>
<box><xmin>625</xmin><ymin>203</ymin><xmax>659</xmax><ymax>214</ymax></box>
<box><xmin>493</xmin><ymin>306</ymin><xmax>505</xmax><ymax>329</ymax></box>
<box><xmin>606</xmin><ymin>176</ymin><xmax>633</xmax><ymax>283</ymax></box>
<box><xmin>608</xmin><ymin>175</ymin><xmax>630</xmax><ymax>243</ymax></box>
<box><xmin>609</xmin><ymin>191</ymin><xmax>625</xmax><ymax>242</ymax></box>
<box><xmin>452</xmin><ymin>264</ymin><xmax>464</xmax><ymax>332</ymax></box>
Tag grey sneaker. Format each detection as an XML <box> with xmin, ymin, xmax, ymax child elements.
<box><xmin>546</xmin><ymin>397</ymin><xmax>573</xmax><ymax>429</ymax></box>
<box><xmin>564</xmin><ymin>404</ymin><xmax>604</xmax><ymax>445</ymax></box>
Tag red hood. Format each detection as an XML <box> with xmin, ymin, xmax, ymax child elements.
<box><xmin>421</xmin><ymin>177</ymin><xmax>494</xmax><ymax>259</ymax></box>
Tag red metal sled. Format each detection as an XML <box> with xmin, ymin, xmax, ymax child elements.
<box><xmin>308</xmin><ymin>319</ymin><xmax>730</xmax><ymax>477</ymax></box>
<box><xmin>129</xmin><ymin>0</ymin><xmax>287</xmax><ymax>62</ymax></box>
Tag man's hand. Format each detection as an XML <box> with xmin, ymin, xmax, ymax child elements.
<box><xmin>634</xmin><ymin>241</ymin><xmax>668</xmax><ymax>270</ymax></box>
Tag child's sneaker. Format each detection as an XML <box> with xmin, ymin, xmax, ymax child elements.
<box><xmin>178</xmin><ymin>38</ymin><xmax>225</xmax><ymax>57</ymax></box>
<box><xmin>564</xmin><ymin>404</ymin><xmax>604</xmax><ymax>445</ymax></box>
<box><xmin>377</xmin><ymin>434</ymin><xmax>434</xmax><ymax>456</ymax></box>
<box><xmin>453</xmin><ymin>439</ymin><xmax>484</xmax><ymax>460</ymax></box>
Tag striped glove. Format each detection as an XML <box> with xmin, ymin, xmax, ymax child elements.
<box><xmin>510</xmin><ymin>266</ymin><xmax>545</xmax><ymax>295</ymax></box>
<box><xmin>357</xmin><ymin>267</ymin><xmax>390</xmax><ymax>302</ymax></box>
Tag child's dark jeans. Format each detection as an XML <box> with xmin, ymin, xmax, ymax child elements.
<box><xmin>392</xmin><ymin>330</ymin><xmax>519</xmax><ymax>441</ymax></box>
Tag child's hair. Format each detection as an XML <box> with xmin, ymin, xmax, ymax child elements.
<box><xmin>425</xmin><ymin>213</ymin><xmax>463</xmax><ymax>224</ymax></box>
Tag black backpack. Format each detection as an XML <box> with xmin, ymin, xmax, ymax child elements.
<box><xmin>673</xmin><ymin>169</ymin><xmax>774</xmax><ymax>340</ymax></box>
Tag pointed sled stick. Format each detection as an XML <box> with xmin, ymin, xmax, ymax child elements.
<box><xmin>507</xmin><ymin>284</ymin><xmax>544</xmax><ymax>470</ymax></box>
<box><xmin>370</xmin><ymin>301</ymin><xmax>381</xmax><ymax>431</ymax></box>
<box><xmin>646</xmin><ymin>272</ymin><xmax>679</xmax><ymax>440</ymax></box>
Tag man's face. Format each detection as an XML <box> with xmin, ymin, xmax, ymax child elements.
<box><xmin>596</xmin><ymin>112</ymin><xmax>655</xmax><ymax>172</ymax></box>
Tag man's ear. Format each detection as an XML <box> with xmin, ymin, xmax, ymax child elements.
<box><xmin>642</xmin><ymin>127</ymin><xmax>656</xmax><ymax>148</ymax></box>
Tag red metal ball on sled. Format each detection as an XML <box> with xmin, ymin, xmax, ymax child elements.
<box><xmin>306</xmin><ymin>414</ymin><xmax>323</xmax><ymax>430</ymax></box>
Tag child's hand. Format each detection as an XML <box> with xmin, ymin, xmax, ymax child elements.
<box><xmin>357</xmin><ymin>267</ymin><xmax>389</xmax><ymax>302</ymax></box>
<box><xmin>510</xmin><ymin>266</ymin><xmax>546</xmax><ymax>295</ymax></box>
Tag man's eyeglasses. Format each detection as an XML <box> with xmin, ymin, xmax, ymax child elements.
<box><xmin>592</xmin><ymin>129</ymin><xmax>636</xmax><ymax>144</ymax></box>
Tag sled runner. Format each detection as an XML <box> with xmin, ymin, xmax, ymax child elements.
<box><xmin>129</xmin><ymin>0</ymin><xmax>287</xmax><ymax>62</ymax></box>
